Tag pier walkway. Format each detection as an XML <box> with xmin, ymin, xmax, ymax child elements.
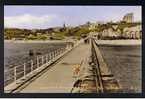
<box><xmin>17</xmin><ymin>42</ymin><xmax>90</xmax><ymax>93</ymax></box>
<box><xmin>5</xmin><ymin>38</ymin><xmax>140</xmax><ymax>93</ymax></box>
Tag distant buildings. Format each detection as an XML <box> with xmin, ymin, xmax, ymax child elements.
<box><xmin>123</xmin><ymin>25</ymin><xmax>142</xmax><ymax>39</ymax></box>
<box><xmin>89</xmin><ymin>21</ymin><xmax>104</xmax><ymax>30</ymax></box>
<box><xmin>101</xmin><ymin>28</ymin><xmax>119</xmax><ymax>39</ymax></box>
<box><xmin>99</xmin><ymin>24</ymin><xmax>141</xmax><ymax>39</ymax></box>
<box><xmin>122</xmin><ymin>13</ymin><xmax>134</xmax><ymax>23</ymax></box>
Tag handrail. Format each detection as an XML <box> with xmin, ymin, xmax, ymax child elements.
<box><xmin>4</xmin><ymin>39</ymin><xmax>83</xmax><ymax>92</ymax></box>
<box><xmin>4</xmin><ymin>45</ymin><xmax>68</xmax><ymax>86</ymax></box>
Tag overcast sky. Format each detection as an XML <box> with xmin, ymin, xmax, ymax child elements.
<box><xmin>4</xmin><ymin>6</ymin><xmax>142</xmax><ymax>29</ymax></box>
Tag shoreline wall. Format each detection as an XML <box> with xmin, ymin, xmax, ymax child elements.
<box><xmin>96</xmin><ymin>40</ymin><xmax>141</xmax><ymax>46</ymax></box>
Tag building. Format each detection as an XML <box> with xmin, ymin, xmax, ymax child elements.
<box><xmin>123</xmin><ymin>25</ymin><xmax>142</xmax><ymax>39</ymax></box>
<box><xmin>89</xmin><ymin>21</ymin><xmax>104</xmax><ymax>30</ymax></box>
<box><xmin>102</xmin><ymin>28</ymin><xmax>118</xmax><ymax>38</ymax></box>
<box><xmin>123</xmin><ymin>13</ymin><xmax>134</xmax><ymax>23</ymax></box>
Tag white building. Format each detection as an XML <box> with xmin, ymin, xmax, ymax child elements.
<box><xmin>123</xmin><ymin>25</ymin><xmax>142</xmax><ymax>39</ymax></box>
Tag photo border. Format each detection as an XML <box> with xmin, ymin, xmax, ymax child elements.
<box><xmin>1</xmin><ymin>0</ymin><xmax>144</xmax><ymax>98</ymax></box>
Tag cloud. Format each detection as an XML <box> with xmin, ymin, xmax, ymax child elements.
<box><xmin>4</xmin><ymin>6</ymin><xmax>141</xmax><ymax>29</ymax></box>
<box><xmin>4</xmin><ymin>14</ymin><xmax>58</xmax><ymax>28</ymax></box>
<box><xmin>133</xmin><ymin>7</ymin><xmax>142</xmax><ymax>22</ymax></box>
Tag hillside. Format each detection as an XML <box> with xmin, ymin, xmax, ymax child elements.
<box><xmin>4</xmin><ymin>22</ymin><xmax>141</xmax><ymax>40</ymax></box>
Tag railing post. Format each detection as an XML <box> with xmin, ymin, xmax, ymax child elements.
<box><xmin>62</xmin><ymin>48</ymin><xmax>64</xmax><ymax>53</ymax></box>
<box><xmin>60</xmin><ymin>48</ymin><xmax>62</xmax><ymax>54</ymax></box>
<box><xmin>60</xmin><ymin>48</ymin><xmax>61</xmax><ymax>54</ymax></box>
<box><xmin>54</xmin><ymin>50</ymin><xmax>56</xmax><ymax>57</ymax></box>
<box><xmin>52</xmin><ymin>51</ymin><xmax>54</xmax><ymax>60</ymax></box>
<box><xmin>64</xmin><ymin>47</ymin><xmax>66</xmax><ymax>52</ymax></box>
<box><xmin>61</xmin><ymin>48</ymin><xmax>63</xmax><ymax>53</ymax></box>
<box><xmin>51</xmin><ymin>52</ymin><xmax>53</xmax><ymax>61</ymax></box>
<box><xmin>48</xmin><ymin>54</ymin><xmax>49</xmax><ymax>62</ymax></box>
<box><xmin>37</xmin><ymin>56</ymin><xmax>39</xmax><ymax>68</ymax></box>
<box><xmin>55</xmin><ymin>50</ymin><xmax>57</xmax><ymax>56</ymax></box>
<box><xmin>31</xmin><ymin>60</ymin><xmax>33</xmax><ymax>72</ymax></box>
<box><xmin>67</xmin><ymin>44</ymin><xmax>69</xmax><ymax>50</ymax></box>
<box><xmin>14</xmin><ymin>66</ymin><xmax>17</xmax><ymax>82</ymax></box>
<box><xmin>49</xmin><ymin>52</ymin><xmax>52</xmax><ymax>61</ymax></box>
<box><xmin>62</xmin><ymin>48</ymin><xmax>63</xmax><ymax>53</ymax></box>
<box><xmin>58</xmin><ymin>48</ymin><xmax>61</xmax><ymax>55</ymax></box>
<box><xmin>48</xmin><ymin>53</ymin><xmax>51</xmax><ymax>62</ymax></box>
<box><xmin>46</xmin><ymin>54</ymin><xmax>48</xmax><ymax>63</ymax></box>
<box><xmin>53</xmin><ymin>50</ymin><xmax>56</xmax><ymax>58</ymax></box>
<box><xmin>56</xmin><ymin>49</ymin><xmax>58</xmax><ymax>56</ymax></box>
<box><xmin>23</xmin><ymin>63</ymin><xmax>26</xmax><ymax>79</ymax></box>
<box><xmin>50</xmin><ymin>52</ymin><xmax>52</xmax><ymax>60</ymax></box>
<box><xmin>54</xmin><ymin>51</ymin><xmax>55</xmax><ymax>58</ymax></box>
<box><xmin>42</xmin><ymin>56</ymin><xmax>44</xmax><ymax>65</ymax></box>
<box><xmin>57</xmin><ymin>49</ymin><xmax>58</xmax><ymax>56</ymax></box>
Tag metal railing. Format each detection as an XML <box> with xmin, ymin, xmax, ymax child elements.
<box><xmin>4</xmin><ymin>45</ymin><xmax>70</xmax><ymax>87</ymax></box>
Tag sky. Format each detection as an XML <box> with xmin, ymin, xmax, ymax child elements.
<box><xmin>4</xmin><ymin>6</ymin><xmax>142</xmax><ymax>29</ymax></box>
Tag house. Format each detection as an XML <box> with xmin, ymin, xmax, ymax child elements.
<box><xmin>123</xmin><ymin>25</ymin><xmax>141</xmax><ymax>39</ymax></box>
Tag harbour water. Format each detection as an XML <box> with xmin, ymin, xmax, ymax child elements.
<box><xmin>4</xmin><ymin>41</ymin><xmax>67</xmax><ymax>86</ymax></box>
<box><xmin>4</xmin><ymin>41</ymin><xmax>142</xmax><ymax>93</ymax></box>
<box><xmin>98</xmin><ymin>45</ymin><xmax>142</xmax><ymax>93</ymax></box>
<box><xmin>4</xmin><ymin>41</ymin><xmax>67</xmax><ymax>69</ymax></box>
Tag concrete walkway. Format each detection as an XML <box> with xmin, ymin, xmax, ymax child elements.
<box><xmin>18</xmin><ymin>42</ymin><xmax>90</xmax><ymax>93</ymax></box>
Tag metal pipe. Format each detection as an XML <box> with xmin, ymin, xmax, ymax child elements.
<box><xmin>23</xmin><ymin>63</ymin><xmax>26</xmax><ymax>78</ymax></box>
<box><xmin>37</xmin><ymin>56</ymin><xmax>39</xmax><ymax>68</ymax></box>
<box><xmin>31</xmin><ymin>60</ymin><xmax>33</xmax><ymax>72</ymax></box>
<box><xmin>42</xmin><ymin>56</ymin><xmax>44</xmax><ymax>65</ymax></box>
<box><xmin>14</xmin><ymin>66</ymin><xmax>17</xmax><ymax>82</ymax></box>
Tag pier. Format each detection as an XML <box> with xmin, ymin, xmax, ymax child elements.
<box><xmin>4</xmin><ymin>38</ymin><xmax>141</xmax><ymax>93</ymax></box>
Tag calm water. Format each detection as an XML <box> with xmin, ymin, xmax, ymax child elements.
<box><xmin>4</xmin><ymin>42</ymin><xmax>142</xmax><ymax>92</ymax></box>
<box><xmin>98</xmin><ymin>45</ymin><xmax>141</xmax><ymax>93</ymax></box>
<box><xmin>4</xmin><ymin>42</ymin><xmax>67</xmax><ymax>70</ymax></box>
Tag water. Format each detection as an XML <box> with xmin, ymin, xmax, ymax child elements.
<box><xmin>4</xmin><ymin>41</ymin><xmax>67</xmax><ymax>86</ymax></box>
<box><xmin>4</xmin><ymin>42</ymin><xmax>67</xmax><ymax>68</ymax></box>
<box><xmin>98</xmin><ymin>45</ymin><xmax>141</xmax><ymax>93</ymax></box>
